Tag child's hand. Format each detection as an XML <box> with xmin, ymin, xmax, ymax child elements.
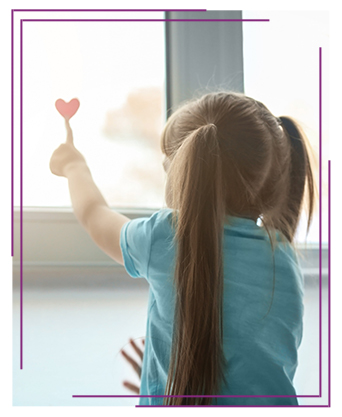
<box><xmin>49</xmin><ymin>119</ymin><xmax>87</xmax><ymax>177</ymax></box>
<box><xmin>121</xmin><ymin>338</ymin><xmax>145</xmax><ymax>394</ymax></box>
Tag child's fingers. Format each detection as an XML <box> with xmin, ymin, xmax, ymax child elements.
<box><xmin>121</xmin><ymin>349</ymin><xmax>141</xmax><ymax>377</ymax></box>
<box><xmin>123</xmin><ymin>381</ymin><xmax>140</xmax><ymax>394</ymax></box>
<box><xmin>129</xmin><ymin>338</ymin><xmax>144</xmax><ymax>360</ymax></box>
<box><xmin>65</xmin><ymin>118</ymin><xmax>74</xmax><ymax>144</ymax></box>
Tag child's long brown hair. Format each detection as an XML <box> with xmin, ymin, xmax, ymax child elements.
<box><xmin>160</xmin><ymin>92</ymin><xmax>316</xmax><ymax>405</ymax></box>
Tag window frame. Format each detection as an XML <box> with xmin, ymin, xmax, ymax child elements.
<box><xmin>13</xmin><ymin>11</ymin><xmax>327</xmax><ymax>284</ymax></box>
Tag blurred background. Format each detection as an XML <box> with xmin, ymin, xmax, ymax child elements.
<box><xmin>13</xmin><ymin>10</ymin><xmax>329</xmax><ymax>406</ymax></box>
<box><xmin>15</xmin><ymin>10</ymin><xmax>329</xmax><ymax>242</ymax></box>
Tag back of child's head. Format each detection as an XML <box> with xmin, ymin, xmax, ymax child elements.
<box><xmin>160</xmin><ymin>91</ymin><xmax>316</xmax><ymax>405</ymax></box>
<box><xmin>161</xmin><ymin>91</ymin><xmax>315</xmax><ymax>242</ymax></box>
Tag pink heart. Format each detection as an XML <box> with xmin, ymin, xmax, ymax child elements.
<box><xmin>55</xmin><ymin>98</ymin><xmax>80</xmax><ymax>120</ymax></box>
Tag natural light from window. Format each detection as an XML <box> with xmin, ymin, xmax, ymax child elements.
<box><xmin>19</xmin><ymin>13</ymin><xmax>166</xmax><ymax>209</ymax></box>
<box><xmin>18</xmin><ymin>11</ymin><xmax>328</xmax><ymax>244</ymax></box>
<box><xmin>243</xmin><ymin>10</ymin><xmax>329</xmax><ymax>243</ymax></box>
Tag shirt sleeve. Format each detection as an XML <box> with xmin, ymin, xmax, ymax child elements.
<box><xmin>120</xmin><ymin>213</ymin><xmax>155</xmax><ymax>278</ymax></box>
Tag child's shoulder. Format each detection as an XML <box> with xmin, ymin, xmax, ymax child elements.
<box><xmin>144</xmin><ymin>209</ymin><xmax>176</xmax><ymax>253</ymax></box>
<box><xmin>149</xmin><ymin>208</ymin><xmax>175</xmax><ymax>234</ymax></box>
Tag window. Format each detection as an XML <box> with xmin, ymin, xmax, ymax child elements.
<box><xmin>14</xmin><ymin>11</ymin><xmax>328</xmax><ymax>264</ymax></box>
<box><xmin>242</xmin><ymin>10</ymin><xmax>329</xmax><ymax>243</ymax></box>
<box><xmin>19</xmin><ymin>15</ymin><xmax>166</xmax><ymax>209</ymax></box>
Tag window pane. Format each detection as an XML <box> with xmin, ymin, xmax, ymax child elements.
<box><xmin>242</xmin><ymin>11</ymin><xmax>329</xmax><ymax>243</ymax></box>
<box><xmin>20</xmin><ymin>15</ymin><xmax>166</xmax><ymax>209</ymax></box>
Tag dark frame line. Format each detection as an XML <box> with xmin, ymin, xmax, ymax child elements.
<box><xmin>319</xmin><ymin>46</ymin><xmax>323</xmax><ymax>398</ymax></box>
<box><xmin>20</xmin><ymin>18</ymin><xmax>23</xmax><ymax>370</ymax></box>
<box><xmin>21</xmin><ymin>18</ymin><xmax>269</xmax><ymax>22</ymax></box>
<box><xmin>13</xmin><ymin>9</ymin><xmax>208</xmax><ymax>12</ymax></box>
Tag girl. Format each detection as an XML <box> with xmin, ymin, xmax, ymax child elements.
<box><xmin>50</xmin><ymin>92</ymin><xmax>315</xmax><ymax>406</ymax></box>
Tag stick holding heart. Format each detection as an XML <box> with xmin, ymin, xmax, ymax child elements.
<box><xmin>55</xmin><ymin>98</ymin><xmax>80</xmax><ymax>143</ymax></box>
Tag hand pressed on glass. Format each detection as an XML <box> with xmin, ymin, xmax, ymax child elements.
<box><xmin>121</xmin><ymin>338</ymin><xmax>145</xmax><ymax>394</ymax></box>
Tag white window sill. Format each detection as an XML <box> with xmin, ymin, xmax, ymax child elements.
<box><xmin>13</xmin><ymin>207</ymin><xmax>327</xmax><ymax>286</ymax></box>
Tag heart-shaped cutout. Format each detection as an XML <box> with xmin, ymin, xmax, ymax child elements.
<box><xmin>55</xmin><ymin>98</ymin><xmax>80</xmax><ymax>120</ymax></box>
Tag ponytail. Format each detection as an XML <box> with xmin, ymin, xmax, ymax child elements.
<box><xmin>160</xmin><ymin>92</ymin><xmax>317</xmax><ymax>404</ymax></box>
<box><xmin>279</xmin><ymin>116</ymin><xmax>315</xmax><ymax>241</ymax></box>
<box><xmin>164</xmin><ymin>124</ymin><xmax>227</xmax><ymax>405</ymax></box>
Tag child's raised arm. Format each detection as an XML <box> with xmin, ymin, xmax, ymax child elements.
<box><xmin>49</xmin><ymin>120</ymin><xmax>130</xmax><ymax>265</ymax></box>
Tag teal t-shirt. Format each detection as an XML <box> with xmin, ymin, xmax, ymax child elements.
<box><xmin>120</xmin><ymin>208</ymin><xmax>304</xmax><ymax>406</ymax></box>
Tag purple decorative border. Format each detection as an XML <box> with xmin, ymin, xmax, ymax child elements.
<box><xmin>135</xmin><ymin>404</ymin><xmax>330</xmax><ymax>408</ymax></box>
<box><xmin>11</xmin><ymin>10</ymin><xmax>14</xmax><ymax>258</ymax></box>
<box><xmin>11</xmin><ymin>9</ymin><xmax>329</xmax><ymax>407</ymax></box>
<box><xmin>13</xmin><ymin>9</ymin><xmax>208</xmax><ymax>12</ymax></box>
<box><xmin>22</xmin><ymin>19</ymin><xmax>269</xmax><ymax>22</ymax></box>
<box><xmin>328</xmin><ymin>160</ymin><xmax>331</xmax><ymax>406</ymax></box>
<box><xmin>136</xmin><ymin>405</ymin><xmax>331</xmax><ymax>408</ymax></box>
<box><xmin>319</xmin><ymin>47</ymin><xmax>323</xmax><ymax>397</ymax></box>
<box><xmin>21</xmin><ymin>19</ymin><xmax>270</xmax><ymax>22</ymax></box>
<box><xmin>20</xmin><ymin>17</ymin><xmax>23</xmax><ymax>372</ymax></box>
